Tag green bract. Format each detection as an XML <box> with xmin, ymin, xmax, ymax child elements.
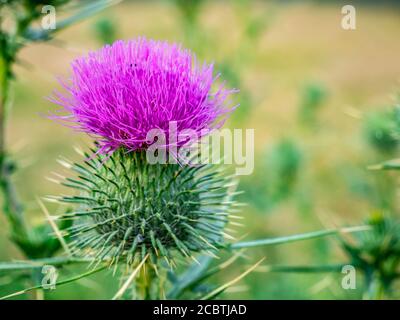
<box><xmin>53</xmin><ymin>149</ymin><xmax>238</xmax><ymax>267</ymax></box>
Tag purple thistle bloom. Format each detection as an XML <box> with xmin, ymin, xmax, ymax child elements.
<box><xmin>50</xmin><ymin>38</ymin><xmax>236</xmax><ymax>154</ymax></box>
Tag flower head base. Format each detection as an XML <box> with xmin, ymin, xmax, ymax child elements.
<box><xmin>50</xmin><ymin>38</ymin><xmax>235</xmax><ymax>154</ymax></box>
<box><xmin>53</xmin><ymin>149</ymin><xmax>237</xmax><ymax>267</ymax></box>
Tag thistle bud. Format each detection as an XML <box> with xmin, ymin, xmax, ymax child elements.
<box><xmin>55</xmin><ymin>149</ymin><xmax>236</xmax><ymax>267</ymax></box>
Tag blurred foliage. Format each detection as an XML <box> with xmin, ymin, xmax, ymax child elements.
<box><xmin>298</xmin><ymin>83</ymin><xmax>327</xmax><ymax>128</ymax></box>
<box><xmin>172</xmin><ymin>0</ymin><xmax>204</xmax><ymax>27</ymax></box>
<box><xmin>92</xmin><ymin>16</ymin><xmax>117</xmax><ymax>44</ymax></box>
<box><xmin>266</xmin><ymin>139</ymin><xmax>303</xmax><ymax>203</ymax></box>
<box><xmin>13</xmin><ymin>219</ymin><xmax>72</xmax><ymax>260</ymax></box>
<box><xmin>363</xmin><ymin>106</ymin><xmax>400</xmax><ymax>154</ymax></box>
<box><xmin>341</xmin><ymin>213</ymin><xmax>400</xmax><ymax>299</ymax></box>
<box><xmin>240</xmin><ymin>138</ymin><xmax>302</xmax><ymax>212</ymax></box>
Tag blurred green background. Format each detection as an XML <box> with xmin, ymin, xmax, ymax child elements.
<box><xmin>1</xmin><ymin>0</ymin><xmax>400</xmax><ymax>299</ymax></box>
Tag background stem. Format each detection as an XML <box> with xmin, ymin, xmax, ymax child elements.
<box><xmin>0</xmin><ymin>46</ymin><xmax>28</xmax><ymax>241</ymax></box>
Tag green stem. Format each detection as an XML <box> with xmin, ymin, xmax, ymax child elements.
<box><xmin>0</xmin><ymin>256</ymin><xmax>94</xmax><ymax>273</ymax></box>
<box><xmin>229</xmin><ymin>225</ymin><xmax>370</xmax><ymax>250</ymax></box>
<box><xmin>0</xmin><ymin>265</ymin><xmax>106</xmax><ymax>300</ymax></box>
<box><xmin>0</xmin><ymin>4</ymin><xmax>43</xmax><ymax>248</ymax></box>
<box><xmin>365</xmin><ymin>273</ymin><xmax>385</xmax><ymax>300</ymax></box>
<box><xmin>31</xmin><ymin>268</ymin><xmax>45</xmax><ymax>300</ymax></box>
<box><xmin>0</xmin><ymin>44</ymin><xmax>28</xmax><ymax>241</ymax></box>
<box><xmin>134</xmin><ymin>259</ymin><xmax>158</xmax><ymax>300</ymax></box>
<box><xmin>0</xmin><ymin>52</ymin><xmax>7</xmax><ymax>161</ymax></box>
<box><xmin>263</xmin><ymin>264</ymin><xmax>346</xmax><ymax>273</ymax></box>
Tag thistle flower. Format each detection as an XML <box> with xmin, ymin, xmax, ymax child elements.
<box><xmin>50</xmin><ymin>38</ymin><xmax>235</xmax><ymax>154</ymax></box>
<box><xmin>49</xmin><ymin>38</ymin><xmax>239</xmax><ymax>269</ymax></box>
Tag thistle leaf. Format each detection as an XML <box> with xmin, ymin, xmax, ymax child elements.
<box><xmin>167</xmin><ymin>255</ymin><xmax>213</xmax><ymax>299</ymax></box>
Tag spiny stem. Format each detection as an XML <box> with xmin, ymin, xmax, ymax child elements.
<box><xmin>137</xmin><ymin>258</ymin><xmax>157</xmax><ymax>300</ymax></box>
<box><xmin>112</xmin><ymin>254</ymin><xmax>149</xmax><ymax>300</ymax></box>
<box><xmin>229</xmin><ymin>225</ymin><xmax>371</xmax><ymax>250</ymax></box>
<box><xmin>260</xmin><ymin>264</ymin><xmax>346</xmax><ymax>273</ymax></box>
<box><xmin>0</xmin><ymin>256</ymin><xmax>94</xmax><ymax>273</ymax></box>
<box><xmin>0</xmin><ymin>39</ymin><xmax>28</xmax><ymax>241</ymax></box>
<box><xmin>0</xmin><ymin>265</ymin><xmax>107</xmax><ymax>300</ymax></box>
<box><xmin>0</xmin><ymin>3</ymin><xmax>46</xmax><ymax>245</ymax></box>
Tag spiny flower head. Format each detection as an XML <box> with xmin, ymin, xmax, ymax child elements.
<box><xmin>51</xmin><ymin>149</ymin><xmax>239</xmax><ymax>267</ymax></box>
<box><xmin>50</xmin><ymin>37</ymin><xmax>235</xmax><ymax>154</ymax></box>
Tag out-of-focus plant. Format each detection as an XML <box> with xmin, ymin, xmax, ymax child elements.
<box><xmin>92</xmin><ymin>16</ymin><xmax>117</xmax><ymax>45</ymax></box>
<box><xmin>171</xmin><ymin>0</ymin><xmax>275</xmax><ymax>125</ymax></box>
<box><xmin>363</xmin><ymin>106</ymin><xmax>400</xmax><ymax>154</ymax></box>
<box><xmin>173</xmin><ymin>0</ymin><xmax>203</xmax><ymax>28</ymax></box>
<box><xmin>298</xmin><ymin>83</ymin><xmax>327</xmax><ymax>128</ymax></box>
<box><xmin>217</xmin><ymin>62</ymin><xmax>253</xmax><ymax>125</ymax></box>
<box><xmin>347</xmin><ymin>104</ymin><xmax>400</xmax><ymax>213</ymax></box>
<box><xmin>233</xmin><ymin>0</ymin><xmax>273</xmax><ymax>48</ymax></box>
<box><xmin>342</xmin><ymin>102</ymin><xmax>400</xmax><ymax>299</ymax></box>
<box><xmin>0</xmin><ymin>0</ymin><xmax>119</xmax><ymax>296</ymax></box>
<box><xmin>341</xmin><ymin>163</ymin><xmax>397</xmax><ymax>213</ymax></box>
<box><xmin>171</xmin><ymin>0</ymin><xmax>205</xmax><ymax>52</ymax></box>
<box><xmin>266</xmin><ymin>139</ymin><xmax>302</xmax><ymax>203</ymax></box>
<box><xmin>340</xmin><ymin>213</ymin><xmax>400</xmax><ymax>299</ymax></box>
<box><xmin>241</xmin><ymin>138</ymin><xmax>302</xmax><ymax>212</ymax></box>
<box><xmin>220</xmin><ymin>0</ymin><xmax>275</xmax><ymax>125</ymax></box>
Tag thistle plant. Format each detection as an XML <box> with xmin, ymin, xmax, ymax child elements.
<box><xmin>0</xmin><ymin>19</ymin><xmax>373</xmax><ymax>299</ymax></box>
<box><xmin>343</xmin><ymin>101</ymin><xmax>400</xmax><ymax>299</ymax></box>
<box><xmin>46</xmin><ymin>37</ymin><xmax>238</xmax><ymax>295</ymax></box>
<box><xmin>340</xmin><ymin>214</ymin><xmax>400</xmax><ymax>299</ymax></box>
